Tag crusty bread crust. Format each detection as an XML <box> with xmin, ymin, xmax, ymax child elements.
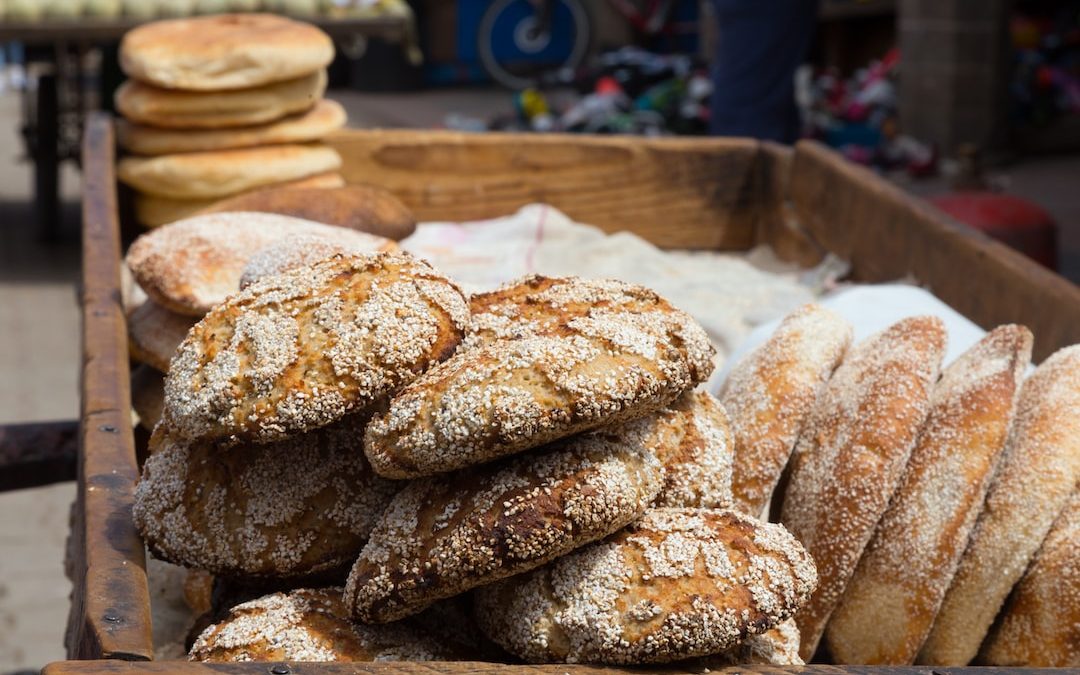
<box><xmin>473</xmin><ymin>508</ymin><xmax>817</xmax><ymax>664</ymax></box>
<box><xmin>239</xmin><ymin>233</ymin><xmax>396</xmax><ymax>289</ymax></box>
<box><xmin>980</xmin><ymin>490</ymin><xmax>1080</xmax><ymax>667</ymax></box>
<box><xmin>127</xmin><ymin>300</ymin><xmax>197</xmax><ymax>372</ymax></box>
<box><xmin>131</xmin><ymin>365</ymin><xmax>165</xmax><ymax>431</ymax></box>
<box><xmin>780</xmin><ymin>316</ymin><xmax>946</xmax><ymax>660</ymax></box>
<box><xmin>345</xmin><ymin>429</ymin><xmax>664</xmax><ymax>623</ymax></box>
<box><xmin>722</xmin><ymin>303</ymin><xmax>852</xmax><ymax>516</ymax></box>
<box><xmin>134</xmin><ymin>417</ymin><xmax>398</xmax><ymax>579</ymax></box>
<box><xmin>364</xmin><ymin>275</ymin><xmax>714</xmax><ymax>478</ymax></box>
<box><xmin>918</xmin><ymin>344</ymin><xmax>1080</xmax><ymax>665</ymax></box>
<box><xmin>825</xmin><ymin>325</ymin><xmax>1032</xmax><ymax>664</ymax></box>
<box><xmin>648</xmin><ymin>390</ymin><xmax>734</xmax><ymax>509</ymax></box>
<box><xmin>120</xmin><ymin>14</ymin><xmax>333</xmax><ymax>91</ymax></box>
<box><xmin>693</xmin><ymin>619</ymin><xmax>803</xmax><ymax>667</ymax></box>
<box><xmin>163</xmin><ymin>252</ymin><xmax>469</xmax><ymax>444</ymax></box>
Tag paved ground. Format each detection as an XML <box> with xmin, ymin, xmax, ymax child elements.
<box><xmin>0</xmin><ymin>85</ymin><xmax>1078</xmax><ymax>672</ymax></box>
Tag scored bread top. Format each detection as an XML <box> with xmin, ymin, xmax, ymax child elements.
<box><xmin>646</xmin><ymin>390</ymin><xmax>734</xmax><ymax>509</ymax></box>
<box><xmin>473</xmin><ymin>508</ymin><xmax>817</xmax><ymax>664</ymax></box>
<box><xmin>163</xmin><ymin>252</ymin><xmax>469</xmax><ymax>444</ymax></box>
<box><xmin>364</xmin><ymin>275</ymin><xmax>714</xmax><ymax>478</ymax></box>
<box><xmin>918</xmin><ymin>344</ymin><xmax>1080</xmax><ymax>666</ymax></box>
<box><xmin>345</xmin><ymin>428</ymin><xmax>665</xmax><ymax>624</ymax></box>
<box><xmin>825</xmin><ymin>324</ymin><xmax>1031</xmax><ymax>665</ymax></box>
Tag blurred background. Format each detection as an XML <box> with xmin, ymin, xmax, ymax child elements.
<box><xmin>0</xmin><ymin>0</ymin><xmax>1078</xmax><ymax>671</ymax></box>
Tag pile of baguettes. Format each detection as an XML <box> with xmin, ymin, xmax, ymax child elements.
<box><xmin>114</xmin><ymin>13</ymin><xmax>351</xmax><ymax>228</ymax></box>
<box><xmin>122</xmin><ymin>210</ymin><xmax>1079</xmax><ymax>667</ymax></box>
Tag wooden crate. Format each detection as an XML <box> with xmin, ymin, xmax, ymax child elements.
<box><xmin>54</xmin><ymin>112</ymin><xmax>1080</xmax><ymax>675</ymax></box>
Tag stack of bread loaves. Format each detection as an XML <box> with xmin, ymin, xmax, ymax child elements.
<box><xmin>114</xmin><ymin>13</ymin><xmax>349</xmax><ymax>228</ymax></box>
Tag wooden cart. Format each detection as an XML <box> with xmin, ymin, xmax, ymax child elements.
<box><xmin>37</xmin><ymin>112</ymin><xmax>1080</xmax><ymax>675</ymax></box>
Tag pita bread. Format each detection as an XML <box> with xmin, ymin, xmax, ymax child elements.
<box><xmin>120</xmin><ymin>13</ymin><xmax>334</xmax><ymax>91</ymax></box>
<box><xmin>118</xmin><ymin>99</ymin><xmax>345</xmax><ymax>156</ymax></box>
<box><xmin>115</xmin><ymin>70</ymin><xmax>326</xmax><ymax>129</ymax></box>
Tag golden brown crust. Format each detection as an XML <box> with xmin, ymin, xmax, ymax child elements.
<box><xmin>345</xmin><ymin>430</ymin><xmax>665</xmax><ymax>623</ymax></box>
<box><xmin>127</xmin><ymin>300</ymin><xmax>197</xmax><ymax>372</ymax></box>
<box><xmin>918</xmin><ymin>344</ymin><xmax>1080</xmax><ymax>666</ymax></box>
<box><xmin>980</xmin><ymin>490</ymin><xmax>1080</xmax><ymax>667</ymax></box>
<box><xmin>238</xmin><ymin>233</ymin><xmax>397</xmax><ymax>290</ymax></box>
<box><xmin>115</xmin><ymin>70</ymin><xmax>327</xmax><ymax>129</ymax></box>
<box><xmin>133</xmin><ymin>416</ymin><xmax>398</xmax><ymax>579</ymax></box>
<box><xmin>189</xmin><ymin>588</ymin><xmax>462</xmax><ymax>662</ymax></box>
<box><xmin>825</xmin><ymin>325</ymin><xmax>1032</xmax><ymax>664</ymax></box>
<box><xmin>364</xmin><ymin>275</ymin><xmax>714</xmax><ymax>478</ymax></box>
<box><xmin>691</xmin><ymin>619</ymin><xmax>803</xmax><ymax>667</ymax></box>
<box><xmin>120</xmin><ymin>14</ymin><xmax>334</xmax><ymax>90</ymax></box>
<box><xmin>722</xmin><ymin>303</ymin><xmax>852</xmax><ymax>516</ymax></box>
<box><xmin>126</xmin><ymin>211</ymin><xmax>395</xmax><ymax>316</ymax></box>
<box><xmin>473</xmin><ymin>508</ymin><xmax>817</xmax><ymax>664</ymax></box>
<box><xmin>163</xmin><ymin>252</ymin><xmax>469</xmax><ymax>444</ymax></box>
<box><xmin>779</xmin><ymin>316</ymin><xmax>947</xmax><ymax>660</ymax></box>
<box><xmin>118</xmin><ymin>98</ymin><xmax>346</xmax><ymax>155</ymax></box>
<box><xmin>647</xmin><ymin>390</ymin><xmax>734</xmax><ymax>509</ymax></box>
<box><xmin>200</xmin><ymin>184</ymin><xmax>417</xmax><ymax>242</ymax></box>
<box><xmin>131</xmin><ymin>365</ymin><xmax>165</xmax><ymax>431</ymax></box>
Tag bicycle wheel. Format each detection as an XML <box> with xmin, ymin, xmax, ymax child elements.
<box><xmin>477</xmin><ymin>0</ymin><xmax>592</xmax><ymax>90</ymax></box>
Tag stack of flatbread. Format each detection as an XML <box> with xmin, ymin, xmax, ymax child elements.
<box><xmin>114</xmin><ymin>13</ymin><xmax>349</xmax><ymax>228</ymax></box>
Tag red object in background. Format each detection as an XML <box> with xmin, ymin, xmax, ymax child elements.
<box><xmin>929</xmin><ymin>192</ymin><xmax>1059</xmax><ymax>270</ymax></box>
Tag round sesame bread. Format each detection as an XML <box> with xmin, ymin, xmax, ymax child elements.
<box><xmin>162</xmin><ymin>252</ymin><xmax>468</xmax><ymax>444</ymax></box>
<box><xmin>239</xmin><ymin>233</ymin><xmax>398</xmax><ymax>290</ymax></box>
<box><xmin>473</xmin><ymin>508</ymin><xmax>817</xmax><ymax>664</ymax></box>
<box><xmin>133</xmin><ymin>418</ymin><xmax>398</xmax><ymax>579</ymax></box>
<box><xmin>114</xmin><ymin>70</ymin><xmax>327</xmax><ymax>129</ymax></box>
<box><xmin>120</xmin><ymin>14</ymin><xmax>333</xmax><ymax>91</ymax></box>
<box><xmin>824</xmin><ymin>325</ymin><xmax>1032</xmax><ymax>664</ymax></box>
<box><xmin>646</xmin><ymin>389</ymin><xmax>734</xmax><ymax>509</ymax></box>
<box><xmin>199</xmin><ymin>185</ymin><xmax>417</xmax><ymax>242</ymax></box>
<box><xmin>118</xmin><ymin>98</ymin><xmax>345</xmax><ymax>156</ymax></box>
<box><xmin>693</xmin><ymin>619</ymin><xmax>804</xmax><ymax>667</ymax></box>
<box><xmin>364</xmin><ymin>277</ymin><xmax>714</xmax><ymax>479</ymax></box>
<box><xmin>918</xmin><ymin>344</ymin><xmax>1080</xmax><ymax>666</ymax></box>
<box><xmin>721</xmin><ymin>303</ymin><xmax>852</xmax><ymax>517</ymax></box>
<box><xmin>133</xmin><ymin>171</ymin><xmax>346</xmax><ymax>229</ymax></box>
<box><xmin>127</xmin><ymin>300</ymin><xmax>197</xmax><ymax>372</ymax></box>
<box><xmin>126</xmin><ymin>211</ymin><xmax>395</xmax><ymax>317</ymax></box>
<box><xmin>118</xmin><ymin>144</ymin><xmax>341</xmax><ymax>200</ymax></box>
<box><xmin>779</xmin><ymin>316</ymin><xmax>947</xmax><ymax>661</ymax></box>
<box><xmin>189</xmin><ymin>588</ymin><xmax>461</xmax><ymax>662</ymax></box>
<box><xmin>131</xmin><ymin>365</ymin><xmax>165</xmax><ymax>431</ymax></box>
<box><xmin>980</xmin><ymin>490</ymin><xmax>1080</xmax><ymax>667</ymax></box>
<box><xmin>345</xmin><ymin>429</ymin><xmax>665</xmax><ymax>623</ymax></box>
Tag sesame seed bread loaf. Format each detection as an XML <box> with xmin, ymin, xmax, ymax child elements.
<box><xmin>134</xmin><ymin>417</ymin><xmax>398</xmax><ymax>579</ymax></box>
<box><xmin>364</xmin><ymin>276</ymin><xmax>714</xmax><ymax>478</ymax></box>
<box><xmin>780</xmin><ymin>316</ymin><xmax>947</xmax><ymax>660</ymax></box>
<box><xmin>825</xmin><ymin>325</ymin><xmax>1032</xmax><ymax>664</ymax></box>
<box><xmin>127</xmin><ymin>300</ymin><xmax>197</xmax><ymax>372</ymax></box>
<box><xmin>980</xmin><ymin>490</ymin><xmax>1080</xmax><ymax>667</ymax></box>
<box><xmin>918</xmin><ymin>344</ymin><xmax>1080</xmax><ymax>665</ymax></box>
<box><xmin>473</xmin><ymin>508</ymin><xmax>817</xmax><ymax>664</ymax></box>
<box><xmin>647</xmin><ymin>389</ymin><xmax>734</xmax><ymax>509</ymax></box>
<box><xmin>131</xmin><ymin>365</ymin><xmax>165</xmax><ymax>431</ymax></box>
<box><xmin>189</xmin><ymin>588</ymin><xmax>461</xmax><ymax>662</ymax></box>
<box><xmin>694</xmin><ymin>619</ymin><xmax>804</xmax><ymax>667</ymax></box>
<box><xmin>721</xmin><ymin>303</ymin><xmax>852</xmax><ymax>516</ymax></box>
<box><xmin>162</xmin><ymin>252</ymin><xmax>469</xmax><ymax>444</ymax></box>
<box><xmin>239</xmin><ymin>233</ymin><xmax>398</xmax><ymax>290</ymax></box>
<box><xmin>345</xmin><ymin>429</ymin><xmax>665</xmax><ymax>623</ymax></box>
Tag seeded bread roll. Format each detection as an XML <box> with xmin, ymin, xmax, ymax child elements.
<box><xmin>131</xmin><ymin>365</ymin><xmax>165</xmax><ymax>431</ymax></box>
<box><xmin>980</xmin><ymin>490</ymin><xmax>1080</xmax><ymax>667</ymax></box>
<box><xmin>647</xmin><ymin>389</ymin><xmax>734</xmax><ymax>509</ymax></box>
<box><xmin>473</xmin><ymin>508</ymin><xmax>817</xmax><ymax>664</ymax></box>
<box><xmin>364</xmin><ymin>276</ymin><xmax>714</xmax><ymax>478</ymax></box>
<box><xmin>163</xmin><ymin>252</ymin><xmax>468</xmax><ymax>443</ymax></box>
<box><xmin>189</xmin><ymin>588</ymin><xmax>460</xmax><ymax>662</ymax></box>
<box><xmin>721</xmin><ymin>303</ymin><xmax>852</xmax><ymax>516</ymax></box>
<box><xmin>345</xmin><ymin>428</ymin><xmax>665</xmax><ymax>623</ymax></box>
<box><xmin>239</xmin><ymin>233</ymin><xmax>398</xmax><ymax>289</ymax></box>
<box><xmin>918</xmin><ymin>344</ymin><xmax>1080</xmax><ymax>666</ymax></box>
<box><xmin>780</xmin><ymin>316</ymin><xmax>947</xmax><ymax>660</ymax></box>
<box><xmin>693</xmin><ymin>619</ymin><xmax>804</xmax><ymax>667</ymax></box>
<box><xmin>134</xmin><ymin>417</ymin><xmax>398</xmax><ymax>579</ymax></box>
<box><xmin>127</xmin><ymin>300</ymin><xmax>197</xmax><ymax>372</ymax></box>
<box><xmin>825</xmin><ymin>325</ymin><xmax>1032</xmax><ymax>664</ymax></box>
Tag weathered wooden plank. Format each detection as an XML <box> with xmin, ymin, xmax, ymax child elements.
<box><xmin>327</xmin><ymin>129</ymin><xmax>761</xmax><ymax>251</ymax></box>
<box><xmin>65</xmin><ymin>112</ymin><xmax>154</xmax><ymax>662</ymax></box>
<box><xmin>0</xmin><ymin>420</ymin><xmax>78</xmax><ymax>491</ymax></box>
<box><xmin>753</xmin><ymin>141</ymin><xmax>827</xmax><ymax>267</ymax></box>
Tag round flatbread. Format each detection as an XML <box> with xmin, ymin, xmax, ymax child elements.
<box><xmin>127</xmin><ymin>300</ymin><xmax>197</xmax><ymax>372</ymax></box>
<box><xmin>131</xmin><ymin>365</ymin><xmax>165</xmax><ymax>431</ymax></box>
<box><xmin>239</xmin><ymin>232</ymin><xmax>397</xmax><ymax>289</ymax></box>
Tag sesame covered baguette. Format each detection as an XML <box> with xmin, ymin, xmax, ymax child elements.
<box><xmin>127</xmin><ymin>300</ymin><xmax>196</xmax><ymax>373</ymax></box>
<box><xmin>647</xmin><ymin>389</ymin><xmax>734</xmax><ymax>509</ymax></box>
<box><xmin>163</xmin><ymin>252</ymin><xmax>469</xmax><ymax>444</ymax></box>
<box><xmin>473</xmin><ymin>508</ymin><xmax>817</xmax><ymax>664</ymax></box>
<box><xmin>825</xmin><ymin>325</ymin><xmax>1032</xmax><ymax>664</ymax></box>
<box><xmin>918</xmin><ymin>344</ymin><xmax>1080</xmax><ymax>666</ymax></box>
<box><xmin>780</xmin><ymin>316</ymin><xmax>947</xmax><ymax>660</ymax></box>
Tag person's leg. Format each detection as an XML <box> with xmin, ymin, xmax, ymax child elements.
<box><xmin>709</xmin><ymin>0</ymin><xmax>819</xmax><ymax>142</ymax></box>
